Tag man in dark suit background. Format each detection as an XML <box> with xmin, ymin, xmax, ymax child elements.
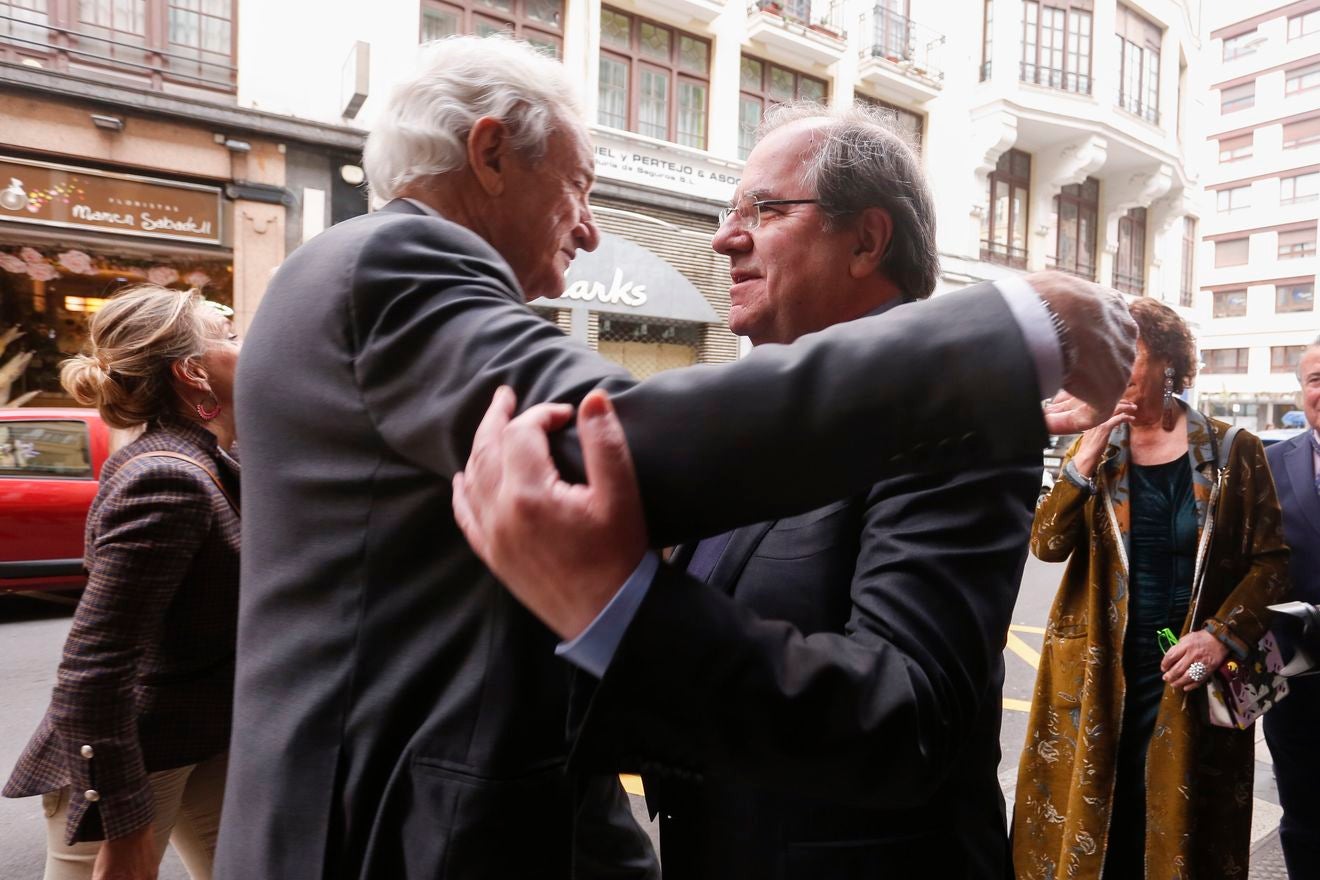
<box><xmin>218</xmin><ymin>35</ymin><xmax>1136</xmax><ymax>880</ymax></box>
<box><xmin>1265</xmin><ymin>337</ymin><xmax>1320</xmax><ymax>878</ymax></box>
<box><xmin>452</xmin><ymin>102</ymin><xmax>1049</xmax><ymax>879</ymax></box>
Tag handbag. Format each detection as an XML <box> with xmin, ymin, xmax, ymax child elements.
<box><xmin>1189</xmin><ymin>425</ymin><xmax>1315</xmax><ymax>729</ymax></box>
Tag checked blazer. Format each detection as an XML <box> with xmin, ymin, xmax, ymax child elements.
<box><xmin>3</xmin><ymin>415</ymin><xmax>240</xmax><ymax>844</ymax></box>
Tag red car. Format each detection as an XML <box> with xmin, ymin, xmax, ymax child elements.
<box><xmin>0</xmin><ymin>408</ymin><xmax>109</xmax><ymax>593</ymax></box>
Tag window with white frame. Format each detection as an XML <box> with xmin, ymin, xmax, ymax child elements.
<box><xmin>1217</xmin><ymin>185</ymin><xmax>1251</xmax><ymax>213</ymax></box>
<box><xmin>1273</xmin><ymin>345</ymin><xmax>1307</xmax><ymax>373</ymax></box>
<box><xmin>1284</xmin><ymin>116</ymin><xmax>1320</xmax><ymax>148</ymax></box>
<box><xmin>1215</xmin><ymin>237</ymin><xmax>1249</xmax><ymax>267</ymax></box>
<box><xmin>1222</xmin><ymin>30</ymin><xmax>1259</xmax><ymax>60</ymax></box>
<box><xmin>598</xmin><ymin>7</ymin><xmax>711</xmax><ymax>149</ymax></box>
<box><xmin>1213</xmin><ymin>289</ymin><xmax>1247</xmax><ymax>318</ymax></box>
<box><xmin>1020</xmin><ymin>0</ymin><xmax>1092</xmax><ymax>93</ymax></box>
<box><xmin>1288</xmin><ymin>10</ymin><xmax>1320</xmax><ymax>40</ymax></box>
<box><xmin>980</xmin><ymin>149</ymin><xmax>1031</xmax><ymax>268</ymax></box>
<box><xmin>1277</xmin><ymin>281</ymin><xmax>1315</xmax><ymax>313</ymax></box>
<box><xmin>1279</xmin><ymin>226</ymin><xmax>1318</xmax><ymax>259</ymax></box>
<box><xmin>737</xmin><ymin>56</ymin><xmax>826</xmax><ymax>159</ymax></box>
<box><xmin>1286</xmin><ymin>61</ymin><xmax>1320</xmax><ymax>95</ymax></box>
<box><xmin>1203</xmin><ymin>348</ymin><xmax>1249</xmax><ymax>374</ymax></box>
<box><xmin>1115</xmin><ymin>5</ymin><xmax>1161</xmax><ymax>124</ymax></box>
<box><xmin>1218</xmin><ymin>133</ymin><xmax>1253</xmax><ymax>162</ymax></box>
<box><xmin>421</xmin><ymin>0</ymin><xmax>564</xmax><ymax>55</ymax></box>
<box><xmin>1220</xmin><ymin>81</ymin><xmax>1255</xmax><ymax>113</ymax></box>
<box><xmin>1281</xmin><ymin>172</ymin><xmax>1320</xmax><ymax>206</ymax></box>
<box><xmin>1113</xmin><ymin>206</ymin><xmax>1146</xmax><ymax>294</ymax></box>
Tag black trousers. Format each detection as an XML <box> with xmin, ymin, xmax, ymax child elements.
<box><xmin>1264</xmin><ymin>674</ymin><xmax>1320</xmax><ymax>880</ymax></box>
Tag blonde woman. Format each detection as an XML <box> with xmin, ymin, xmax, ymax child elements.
<box><xmin>4</xmin><ymin>285</ymin><xmax>240</xmax><ymax>880</ymax></box>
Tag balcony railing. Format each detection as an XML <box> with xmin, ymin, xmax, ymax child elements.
<box><xmin>1046</xmin><ymin>255</ymin><xmax>1096</xmax><ymax>281</ymax></box>
<box><xmin>980</xmin><ymin>240</ymin><xmax>1027</xmax><ymax>269</ymax></box>
<box><xmin>1113</xmin><ymin>270</ymin><xmax>1145</xmax><ymax>296</ymax></box>
<box><xmin>754</xmin><ymin>0</ymin><xmax>846</xmax><ymax>38</ymax></box>
<box><xmin>0</xmin><ymin>11</ymin><xmax>235</xmax><ymax>94</ymax></box>
<box><xmin>1116</xmin><ymin>93</ymin><xmax>1159</xmax><ymax>126</ymax></box>
<box><xmin>864</xmin><ymin>5</ymin><xmax>943</xmax><ymax>82</ymax></box>
<box><xmin>1019</xmin><ymin>62</ymin><xmax>1091</xmax><ymax>95</ymax></box>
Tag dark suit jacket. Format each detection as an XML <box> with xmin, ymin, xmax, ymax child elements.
<box><xmin>1265</xmin><ymin>431</ymin><xmax>1320</xmax><ymax>727</ymax></box>
<box><xmin>1267</xmin><ymin>431</ymin><xmax>1319</xmax><ymax>606</ymax></box>
<box><xmin>219</xmin><ymin>200</ymin><xmax>1047</xmax><ymax>880</ymax></box>
<box><xmin>4</xmin><ymin>416</ymin><xmax>240</xmax><ymax>844</ymax></box>
<box><xmin>576</xmin><ymin>461</ymin><xmax>1036</xmax><ymax>879</ymax></box>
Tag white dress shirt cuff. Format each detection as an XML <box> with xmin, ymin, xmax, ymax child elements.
<box><xmin>994</xmin><ymin>275</ymin><xmax>1065</xmax><ymax>400</ymax></box>
<box><xmin>555</xmin><ymin>551</ymin><xmax>660</xmax><ymax>679</ymax></box>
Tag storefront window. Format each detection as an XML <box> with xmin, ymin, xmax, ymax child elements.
<box><xmin>597</xmin><ymin>316</ymin><xmax>699</xmax><ymax>379</ymax></box>
<box><xmin>0</xmin><ymin>242</ymin><xmax>232</xmax><ymax>405</ymax></box>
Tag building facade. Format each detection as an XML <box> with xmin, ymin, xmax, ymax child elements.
<box><xmin>0</xmin><ymin>1</ymin><xmax>367</xmax><ymax>404</ymax></box>
<box><xmin>1199</xmin><ymin>0</ymin><xmax>1320</xmax><ymax>430</ymax></box>
<box><xmin>1</xmin><ymin>0</ymin><xmax>1208</xmax><ymax>395</ymax></box>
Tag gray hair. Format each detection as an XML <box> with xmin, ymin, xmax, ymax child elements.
<box><xmin>363</xmin><ymin>35</ymin><xmax>581</xmax><ymax>201</ymax></box>
<box><xmin>759</xmin><ymin>102</ymin><xmax>938</xmax><ymax>300</ymax></box>
<box><xmin>1300</xmin><ymin>333</ymin><xmax>1320</xmax><ymax>381</ymax></box>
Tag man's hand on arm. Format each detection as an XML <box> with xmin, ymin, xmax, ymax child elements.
<box><xmin>451</xmin><ymin>386</ymin><xmax>647</xmax><ymax>640</ymax></box>
<box><xmin>1026</xmin><ymin>271</ymin><xmax>1138</xmax><ymax>433</ymax></box>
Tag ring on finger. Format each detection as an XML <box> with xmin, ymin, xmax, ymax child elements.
<box><xmin>1187</xmin><ymin>661</ymin><xmax>1208</xmax><ymax>683</ymax></box>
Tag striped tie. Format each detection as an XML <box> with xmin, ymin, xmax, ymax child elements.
<box><xmin>1312</xmin><ymin>430</ymin><xmax>1320</xmax><ymax>498</ymax></box>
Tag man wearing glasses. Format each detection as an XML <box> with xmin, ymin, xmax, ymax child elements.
<box><xmin>454</xmin><ymin>103</ymin><xmax>1095</xmax><ymax>878</ymax></box>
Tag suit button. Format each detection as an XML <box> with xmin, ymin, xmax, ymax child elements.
<box><xmin>84</xmin><ymin>790</ymin><xmax>100</xmax><ymax>802</ymax></box>
<box><xmin>80</xmin><ymin>745</ymin><xmax>94</xmax><ymax>759</ymax></box>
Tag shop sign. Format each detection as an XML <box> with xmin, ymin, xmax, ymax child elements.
<box><xmin>0</xmin><ymin>156</ymin><xmax>223</xmax><ymax>245</ymax></box>
<box><xmin>532</xmin><ymin>232</ymin><xmax>719</xmax><ymax>324</ymax></box>
<box><xmin>591</xmin><ymin>127</ymin><xmax>740</xmax><ymax>204</ymax></box>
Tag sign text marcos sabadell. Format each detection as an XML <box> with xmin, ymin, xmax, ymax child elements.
<box><xmin>0</xmin><ymin>156</ymin><xmax>223</xmax><ymax>245</ymax></box>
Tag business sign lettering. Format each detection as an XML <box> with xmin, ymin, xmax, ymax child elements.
<box><xmin>0</xmin><ymin>156</ymin><xmax>223</xmax><ymax>245</ymax></box>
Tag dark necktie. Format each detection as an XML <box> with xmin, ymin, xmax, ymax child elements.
<box><xmin>685</xmin><ymin>531</ymin><xmax>736</xmax><ymax>584</ymax></box>
<box><xmin>1311</xmin><ymin>431</ymin><xmax>1320</xmax><ymax>498</ymax></box>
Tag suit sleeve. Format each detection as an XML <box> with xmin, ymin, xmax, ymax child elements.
<box><xmin>352</xmin><ymin>218</ymin><xmax>1047</xmax><ymax>547</ymax></box>
<box><xmin>568</xmin><ymin>462</ymin><xmax>1038</xmax><ymax>807</ymax></box>
<box><xmin>49</xmin><ymin>462</ymin><xmax>213</xmax><ymax>843</ymax></box>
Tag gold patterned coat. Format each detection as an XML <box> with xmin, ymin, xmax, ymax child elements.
<box><xmin>1011</xmin><ymin>408</ymin><xmax>1290</xmax><ymax>880</ymax></box>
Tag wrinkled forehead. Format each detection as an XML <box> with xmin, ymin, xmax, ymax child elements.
<box><xmin>548</xmin><ymin>115</ymin><xmax>595</xmax><ymax>179</ymax></box>
<box><xmin>735</xmin><ymin>119</ymin><xmax>827</xmax><ymax>200</ymax></box>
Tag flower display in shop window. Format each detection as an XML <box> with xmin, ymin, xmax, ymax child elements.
<box><xmin>147</xmin><ymin>266</ymin><xmax>180</xmax><ymax>286</ymax></box>
<box><xmin>57</xmin><ymin>250</ymin><xmax>95</xmax><ymax>275</ymax></box>
<box><xmin>184</xmin><ymin>271</ymin><xmax>211</xmax><ymax>290</ymax></box>
<box><xmin>26</xmin><ymin>261</ymin><xmax>59</xmax><ymax>282</ymax></box>
<box><xmin>19</xmin><ymin>247</ymin><xmax>44</xmax><ymax>265</ymax></box>
<box><xmin>0</xmin><ymin>253</ymin><xmax>28</xmax><ymax>275</ymax></box>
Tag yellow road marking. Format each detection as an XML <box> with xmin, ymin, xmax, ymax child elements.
<box><xmin>1003</xmin><ymin>697</ymin><xmax>1033</xmax><ymax>712</ymax></box>
<box><xmin>1010</xmin><ymin>624</ymin><xmax>1046</xmax><ymax>635</ymax></box>
<box><xmin>1005</xmin><ymin>630</ymin><xmax>1042</xmax><ymax>670</ymax></box>
<box><xmin>620</xmin><ymin>773</ymin><xmax>645</xmax><ymax>796</ymax></box>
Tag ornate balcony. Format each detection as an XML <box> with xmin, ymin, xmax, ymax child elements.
<box><xmin>856</xmin><ymin>5</ymin><xmax>944</xmax><ymax>102</ymax></box>
<box><xmin>746</xmin><ymin>0</ymin><xmax>846</xmax><ymax>69</ymax></box>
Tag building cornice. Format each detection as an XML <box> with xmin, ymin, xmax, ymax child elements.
<box><xmin>0</xmin><ymin>63</ymin><xmax>366</xmax><ymax>153</ymax></box>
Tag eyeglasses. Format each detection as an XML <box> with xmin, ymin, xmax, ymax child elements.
<box><xmin>717</xmin><ymin>197</ymin><xmax>821</xmax><ymax>231</ymax></box>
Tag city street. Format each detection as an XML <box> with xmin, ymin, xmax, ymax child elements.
<box><xmin>0</xmin><ymin>560</ymin><xmax>1291</xmax><ymax>876</ymax></box>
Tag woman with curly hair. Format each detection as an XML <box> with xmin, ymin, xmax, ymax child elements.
<box><xmin>4</xmin><ymin>284</ymin><xmax>240</xmax><ymax>880</ymax></box>
<box><xmin>1012</xmin><ymin>298</ymin><xmax>1290</xmax><ymax>879</ymax></box>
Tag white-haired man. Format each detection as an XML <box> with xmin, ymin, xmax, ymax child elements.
<box><xmin>218</xmin><ymin>36</ymin><xmax>1134</xmax><ymax>880</ymax></box>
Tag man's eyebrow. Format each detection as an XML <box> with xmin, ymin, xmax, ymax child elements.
<box><xmin>743</xmin><ymin>187</ymin><xmax>773</xmax><ymax>201</ymax></box>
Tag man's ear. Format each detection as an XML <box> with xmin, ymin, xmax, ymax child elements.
<box><xmin>467</xmin><ymin>117</ymin><xmax>510</xmax><ymax>197</ymax></box>
<box><xmin>849</xmin><ymin>207</ymin><xmax>893</xmax><ymax>279</ymax></box>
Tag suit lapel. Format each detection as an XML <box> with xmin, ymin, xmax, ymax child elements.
<box><xmin>1283</xmin><ymin>435</ymin><xmax>1320</xmax><ymax>541</ymax></box>
<box><xmin>706</xmin><ymin>521</ymin><xmax>776</xmax><ymax>596</ymax></box>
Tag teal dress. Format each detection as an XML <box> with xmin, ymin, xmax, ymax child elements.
<box><xmin>1102</xmin><ymin>456</ymin><xmax>1198</xmax><ymax>879</ymax></box>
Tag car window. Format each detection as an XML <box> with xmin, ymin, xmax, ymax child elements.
<box><xmin>0</xmin><ymin>420</ymin><xmax>93</xmax><ymax>478</ymax></box>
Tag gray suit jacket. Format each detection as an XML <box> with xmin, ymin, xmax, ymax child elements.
<box><xmin>218</xmin><ymin>200</ymin><xmax>1045</xmax><ymax>880</ymax></box>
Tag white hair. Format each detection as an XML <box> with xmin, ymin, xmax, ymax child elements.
<box><xmin>363</xmin><ymin>35</ymin><xmax>581</xmax><ymax>201</ymax></box>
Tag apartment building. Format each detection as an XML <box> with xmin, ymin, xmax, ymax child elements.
<box><xmin>0</xmin><ymin>0</ymin><xmax>1207</xmax><ymax>397</ymax></box>
<box><xmin>1200</xmin><ymin>0</ymin><xmax>1319</xmax><ymax>429</ymax></box>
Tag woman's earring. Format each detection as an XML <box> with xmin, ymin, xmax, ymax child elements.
<box><xmin>196</xmin><ymin>395</ymin><xmax>221</xmax><ymax>422</ymax></box>
<box><xmin>1161</xmin><ymin>367</ymin><xmax>1176</xmax><ymax>431</ymax></box>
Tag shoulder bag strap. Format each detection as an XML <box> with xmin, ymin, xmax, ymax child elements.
<box><xmin>119</xmin><ymin>451</ymin><xmax>240</xmax><ymax>516</ymax></box>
